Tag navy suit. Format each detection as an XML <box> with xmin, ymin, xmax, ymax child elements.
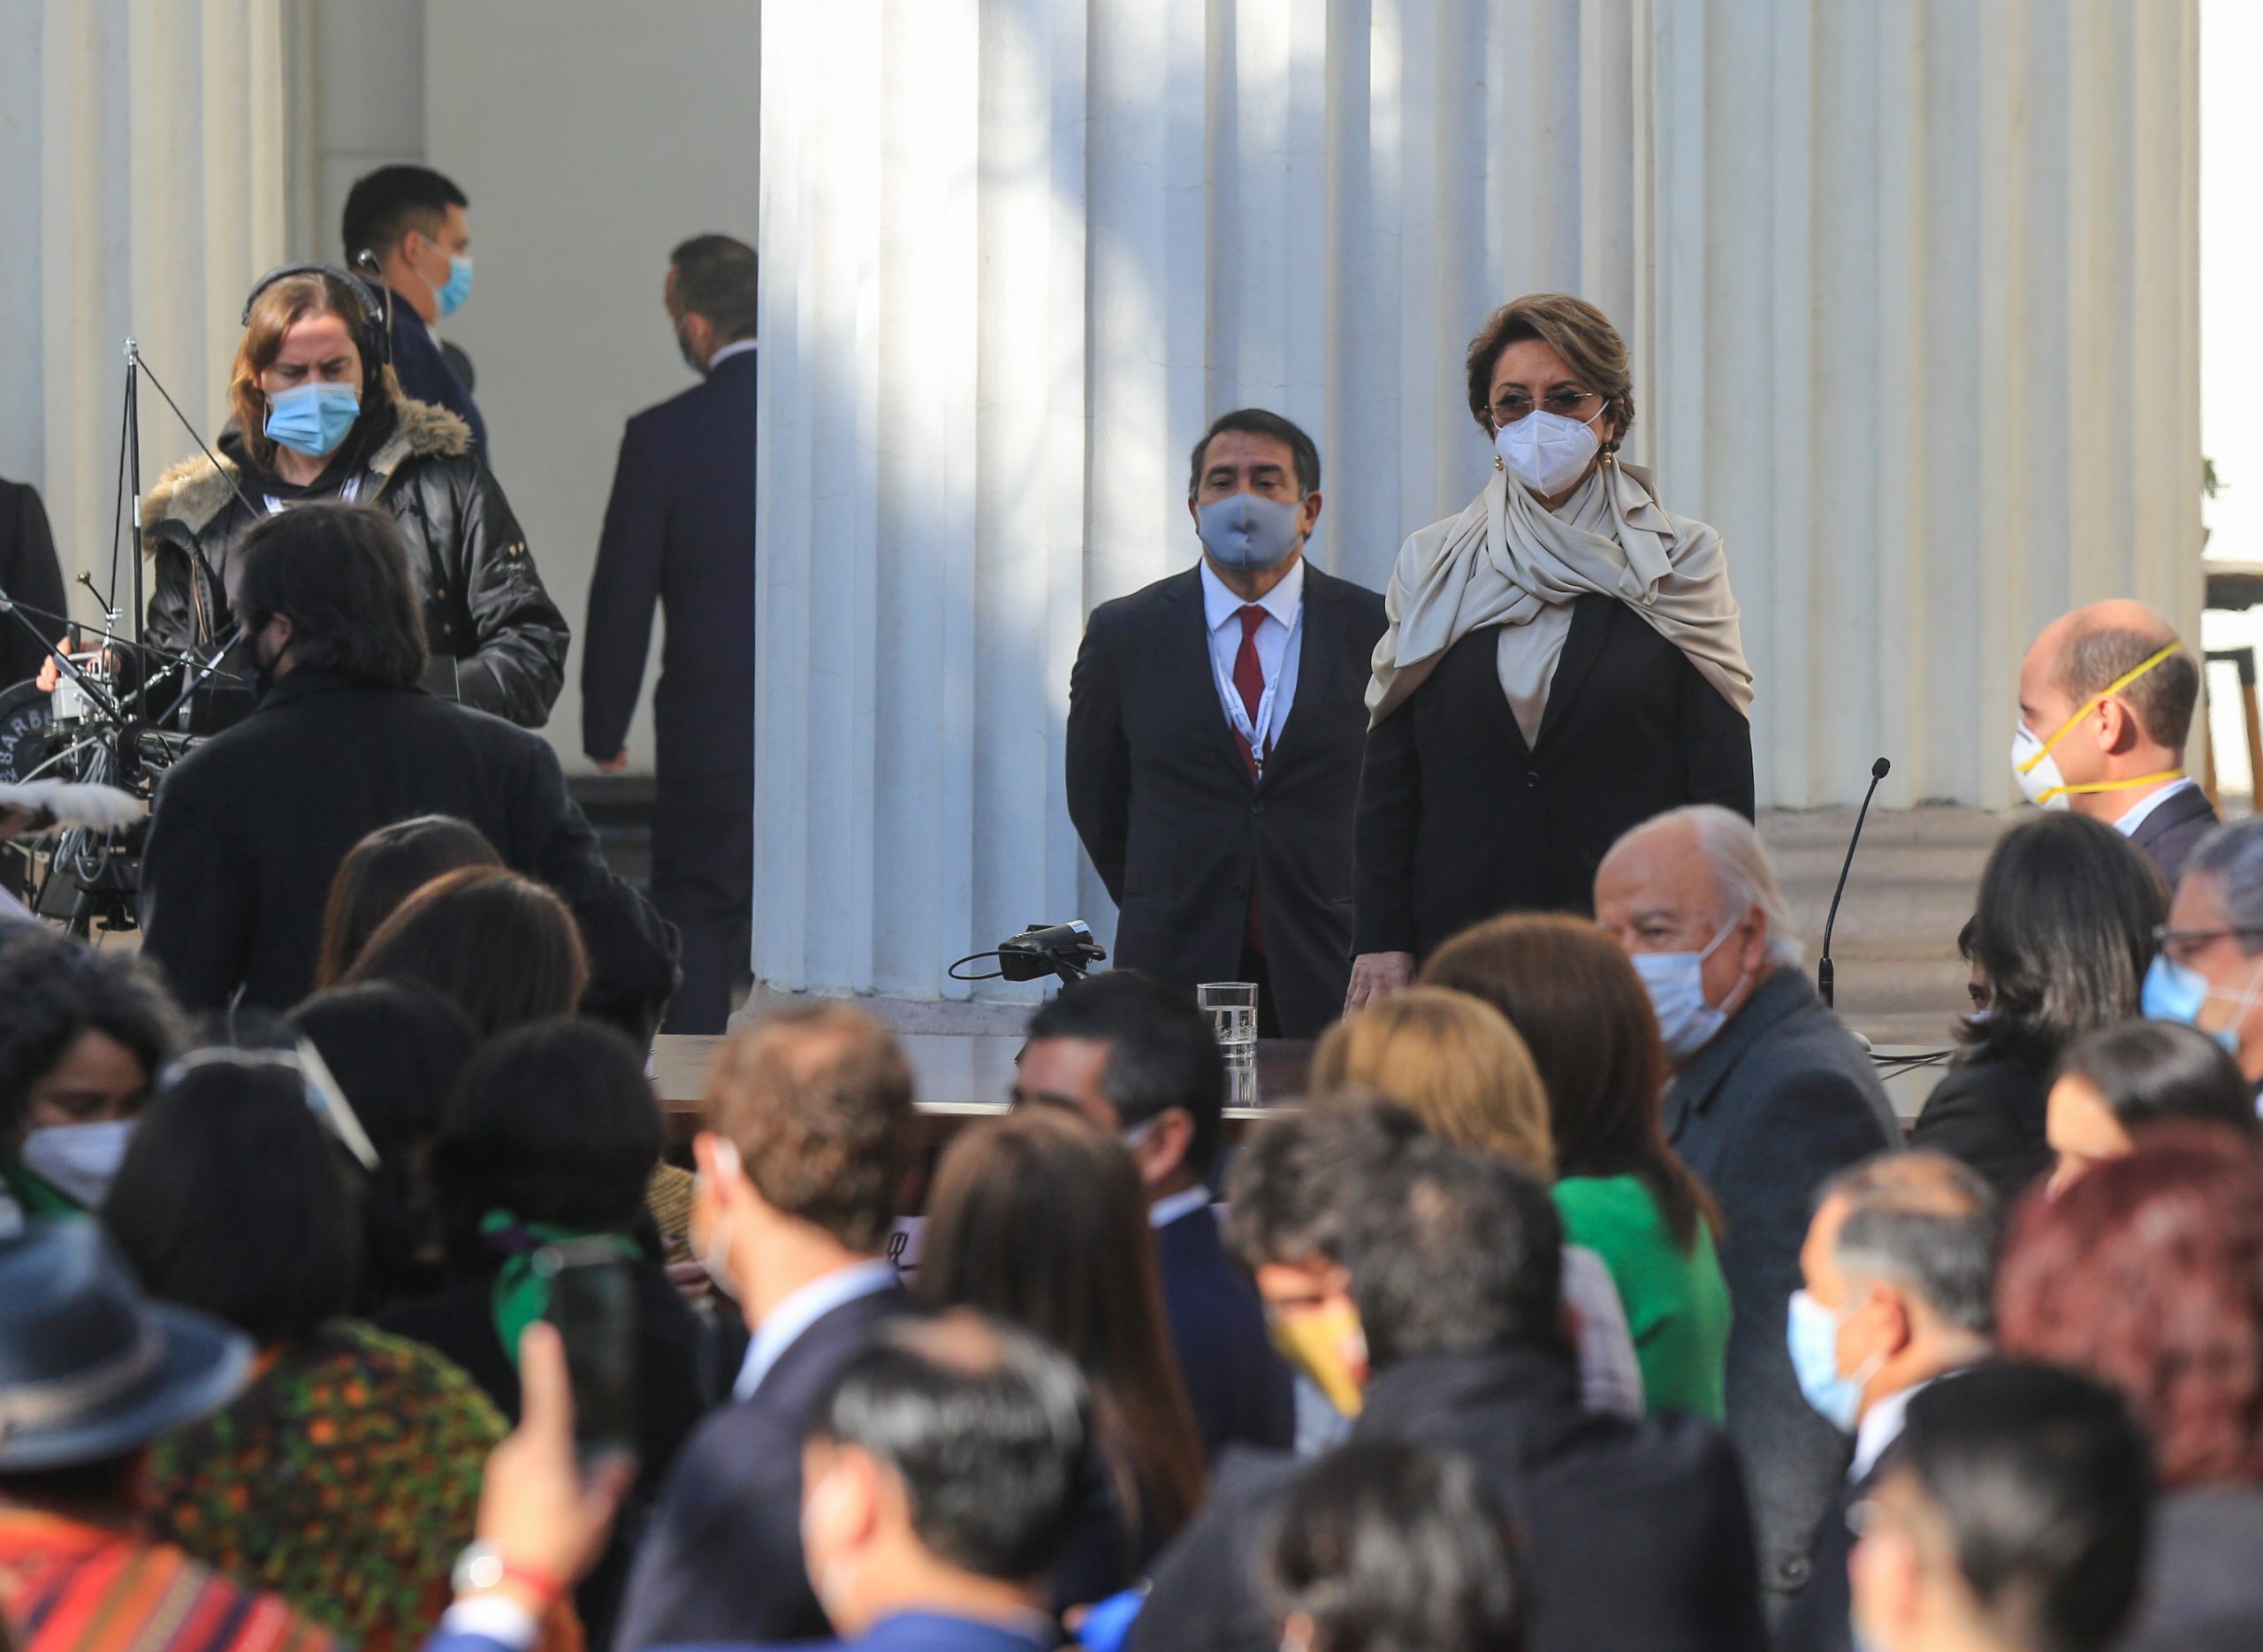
<box><xmin>383</xmin><ymin>286</ymin><xmax>487</xmax><ymax>459</ymax></box>
<box><xmin>2129</xmin><ymin>782</ymin><xmax>2220</xmax><ymax>892</ymax></box>
<box><xmin>1154</xmin><ymin>1205</ymin><xmax>1294</xmax><ymax>1460</ymax></box>
<box><xmin>438</xmin><ymin>1616</ymin><xmax>1049</xmax><ymax>1652</ymax></box>
<box><xmin>582</xmin><ymin>349</ymin><xmax>758</xmax><ymax>1034</ymax></box>
<box><xmin>612</xmin><ymin>1284</ymin><xmax>904</xmax><ymax>1651</ymax></box>
<box><xmin>1663</xmin><ymin>969</ymin><xmax>1901</xmax><ymax>1611</ymax></box>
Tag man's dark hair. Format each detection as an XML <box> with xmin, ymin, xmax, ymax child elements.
<box><xmin>2058</xmin><ymin>1018</ymin><xmax>2259</xmax><ymax>1138</ymax></box>
<box><xmin>1025</xmin><ymin>971</ymin><xmax>1226</xmax><ymax>1181</ymax></box>
<box><xmin>1267</xmin><ymin>1440</ymin><xmax>1526</xmax><ymax>1652</ymax></box>
<box><xmin>103</xmin><ymin>1057</ymin><xmax>362</xmax><ymax>1344</ymax></box>
<box><xmin>811</xmin><ymin>1310</ymin><xmax>1088</xmax><ymax>1583</ymax></box>
<box><xmin>2060</xmin><ymin>622</ymin><xmax>2200</xmax><ymax>751</ymax></box>
<box><xmin>1892</xmin><ymin>1363</ymin><xmax>2152</xmax><ymax>1652</ymax></box>
<box><xmin>1229</xmin><ymin>1100</ymin><xmax>1565</xmax><ymax>1368</ymax></box>
<box><xmin>233</xmin><ymin>503</ymin><xmax>429</xmax><ymax>689</ymax></box>
<box><xmin>342</xmin><ymin>164</ymin><xmax>468</xmax><ymax>263</ymax></box>
<box><xmin>669</xmin><ymin>234</ymin><xmax>759</xmax><ymax>343</ymax></box>
<box><xmin>1817</xmin><ymin>1152</ymin><xmax>2000</xmax><ymax>1336</ymax></box>
<box><xmin>1186</xmin><ymin>408</ymin><xmax>1321</xmax><ymax>500</ymax></box>
<box><xmin>0</xmin><ymin>929</ymin><xmax>186</xmax><ymax>1138</ymax></box>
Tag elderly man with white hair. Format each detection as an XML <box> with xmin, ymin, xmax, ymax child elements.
<box><xmin>1595</xmin><ymin>803</ymin><xmax>1900</xmax><ymax>1623</ymax></box>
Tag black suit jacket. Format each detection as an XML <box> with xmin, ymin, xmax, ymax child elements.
<box><xmin>137</xmin><ymin>670</ymin><xmax>679</xmax><ymax>1037</ymax></box>
<box><xmin>2129</xmin><ymin>782</ymin><xmax>2220</xmax><ymax>892</ymax></box>
<box><xmin>1354</xmin><ymin>596</ymin><xmax>1755</xmax><ymax>955</ymax></box>
<box><xmin>1066</xmin><ymin>562</ymin><xmax>1387</xmax><ymax>1035</ymax></box>
<box><xmin>1134</xmin><ymin>1347</ymin><xmax>1766</xmax><ymax>1652</ymax></box>
<box><xmin>0</xmin><ymin>479</ymin><xmax>66</xmax><ymax>688</ymax></box>
<box><xmin>1154</xmin><ymin>1205</ymin><xmax>1295</xmax><ymax>1461</ymax></box>
<box><xmin>612</xmin><ymin>1283</ymin><xmax>907</xmax><ymax>1651</ymax></box>
<box><xmin>1775</xmin><ymin>1463</ymin><xmax>1874</xmax><ymax>1652</ymax></box>
<box><xmin>1663</xmin><ymin>971</ymin><xmax>1901</xmax><ymax>1603</ymax></box>
<box><xmin>385</xmin><ymin>287</ymin><xmax>487</xmax><ymax>459</ymax></box>
<box><xmin>582</xmin><ymin>350</ymin><xmax>757</xmax><ymax>785</ymax></box>
<box><xmin>1907</xmin><ymin>1044</ymin><xmax>2053</xmax><ymax>1204</ymax></box>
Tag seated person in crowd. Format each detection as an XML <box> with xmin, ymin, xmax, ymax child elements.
<box><xmin>1013</xmin><ymin>972</ymin><xmax>1294</xmax><ymax>1458</ymax></box>
<box><xmin>1421</xmin><ymin>914</ymin><xmax>1732</xmax><ymax>1423</ymax></box>
<box><xmin>1996</xmin><ymin>1125</ymin><xmax>2263</xmax><ymax>1652</ymax></box>
<box><xmin>1777</xmin><ymin>1154</ymin><xmax>1999</xmax><ymax>1652</ymax></box>
<box><xmin>915</xmin><ymin>1108</ymin><xmax>1207</xmax><ymax>1610</ymax></box>
<box><xmin>343</xmin><ymin>866</ymin><xmax>590</xmax><ymax>1039</ymax></box>
<box><xmin>1134</xmin><ymin>1101</ymin><xmax>1764</xmax><ymax>1652</ymax></box>
<box><xmin>2014</xmin><ymin>600</ymin><xmax>2214</xmax><ymax>887</ymax></box>
<box><xmin>1848</xmin><ymin>1364</ymin><xmax>2151</xmax><ymax>1652</ymax></box>
<box><xmin>2044</xmin><ymin>1017</ymin><xmax>2257</xmax><ymax>1195</ymax></box>
<box><xmin>375</xmin><ymin>1019</ymin><xmax>712</xmax><ymax>1648</ymax></box>
<box><xmin>314</xmin><ymin>815</ymin><xmax>504</xmax><ymax>989</ymax></box>
<box><xmin>1595</xmin><ymin>804</ymin><xmax>1899</xmax><ymax>1612</ymax></box>
<box><xmin>2145</xmin><ymin>818</ymin><xmax>2263</xmax><ymax>1100</ymax></box>
<box><xmin>137</xmin><ymin>502</ymin><xmax>676</xmax><ymax>1037</ymax></box>
<box><xmin>0</xmin><ymin>928</ymin><xmax>184</xmax><ymax>1225</ymax></box>
<box><xmin>613</xmin><ymin>1006</ymin><xmax>914</xmax><ymax>1650</ymax></box>
<box><xmin>1310</xmin><ymin>987</ymin><xmax>1645</xmax><ymax>1419</ymax></box>
<box><xmin>102</xmin><ymin>1052</ymin><xmax>520</xmax><ymax>1652</ymax></box>
<box><xmin>0</xmin><ymin>1221</ymin><xmax>340</xmax><ymax>1652</ymax></box>
<box><xmin>1909</xmin><ymin>813</ymin><xmax>2162</xmax><ymax>1200</ymax></box>
<box><xmin>1265</xmin><ymin>1440</ymin><xmax>1526</xmax><ymax>1652</ymax></box>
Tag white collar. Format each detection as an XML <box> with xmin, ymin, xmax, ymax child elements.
<box><xmin>733</xmin><ymin>1258</ymin><xmax>898</xmax><ymax>1402</ymax></box>
<box><xmin>705</xmin><ymin>338</ymin><xmax>759</xmax><ymax>371</ymax></box>
<box><xmin>1147</xmin><ymin>1185</ymin><xmax>1213</xmax><ymax>1230</ymax></box>
<box><xmin>2112</xmin><ymin>774</ymin><xmax>2198</xmax><ymax>837</ymax></box>
<box><xmin>1200</xmin><ymin>553</ymin><xmax>1304</xmax><ymax>634</ymax></box>
<box><xmin>1852</xmin><ymin>1373</ymin><xmax>1949</xmax><ymax>1481</ymax></box>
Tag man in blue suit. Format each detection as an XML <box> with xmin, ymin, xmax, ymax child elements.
<box><xmin>428</xmin><ymin>1313</ymin><xmax>1076</xmax><ymax>1652</ymax></box>
<box><xmin>582</xmin><ymin>235</ymin><xmax>759</xmax><ymax>1033</ymax></box>
<box><xmin>342</xmin><ymin>164</ymin><xmax>489</xmax><ymax>459</ymax></box>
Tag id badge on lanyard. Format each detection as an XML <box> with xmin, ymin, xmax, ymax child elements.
<box><xmin>1219</xmin><ymin>607</ymin><xmax>1300</xmax><ymax>777</ymax></box>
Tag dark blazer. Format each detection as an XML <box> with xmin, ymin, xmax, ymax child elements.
<box><xmin>1355</xmin><ymin>598</ymin><xmax>1755</xmax><ymax>956</ymax></box>
<box><xmin>1066</xmin><ymin>561</ymin><xmax>1387</xmax><ymax>1036</ymax></box>
<box><xmin>612</xmin><ymin>1284</ymin><xmax>907</xmax><ymax>1651</ymax></box>
<box><xmin>2122</xmin><ymin>1482</ymin><xmax>2263</xmax><ymax>1652</ymax></box>
<box><xmin>1773</xmin><ymin>1465</ymin><xmax>1873</xmax><ymax>1652</ymax></box>
<box><xmin>1663</xmin><ymin>969</ymin><xmax>1901</xmax><ymax>1606</ymax></box>
<box><xmin>2129</xmin><ymin>782</ymin><xmax>2220</xmax><ymax>892</ymax></box>
<box><xmin>385</xmin><ymin>286</ymin><xmax>487</xmax><ymax>459</ymax></box>
<box><xmin>137</xmin><ymin>670</ymin><xmax>679</xmax><ymax>1037</ymax></box>
<box><xmin>1154</xmin><ymin>1205</ymin><xmax>1295</xmax><ymax>1460</ymax></box>
<box><xmin>649</xmin><ymin>1611</ymin><xmax>1055</xmax><ymax>1652</ymax></box>
<box><xmin>1907</xmin><ymin>1044</ymin><xmax>2053</xmax><ymax>1204</ymax></box>
<box><xmin>1134</xmin><ymin>1346</ymin><xmax>1766</xmax><ymax>1652</ymax></box>
<box><xmin>0</xmin><ymin>479</ymin><xmax>66</xmax><ymax>688</ymax></box>
<box><xmin>582</xmin><ymin>350</ymin><xmax>758</xmax><ymax>784</ymax></box>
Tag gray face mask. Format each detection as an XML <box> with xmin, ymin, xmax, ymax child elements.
<box><xmin>1197</xmin><ymin>492</ymin><xmax>1304</xmax><ymax>574</ymax></box>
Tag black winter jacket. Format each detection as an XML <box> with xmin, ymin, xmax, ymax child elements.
<box><xmin>139</xmin><ymin>399</ymin><xmax>567</xmax><ymax>728</ymax></box>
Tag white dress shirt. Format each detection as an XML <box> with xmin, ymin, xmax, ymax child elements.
<box><xmin>1851</xmin><ymin>1374</ymin><xmax>1947</xmax><ymax>1482</ymax></box>
<box><xmin>732</xmin><ymin>1258</ymin><xmax>900</xmax><ymax>1402</ymax></box>
<box><xmin>2114</xmin><ymin>774</ymin><xmax>2198</xmax><ymax>839</ymax></box>
<box><xmin>1147</xmin><ymin>1185</ymin><xmax>1214</xmax><ymax>1230</ymax></box>
<box><xmin>1199</xmin><ymin>555</ymin><xmax>1304</xmax><ymax>762</ymax></box>
<box><xmin>705</xmin><ymin>338</ymin><xmax>759</xmax><ymax>371</ymax></box>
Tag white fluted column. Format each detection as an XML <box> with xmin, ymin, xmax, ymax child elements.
<box><xmin>754</xmin><ymin>0</ymin><xmax>2199</xmax><ymax>1008</ymax></box>
<box><xmin>0</xmin><ymin>0</ymin><xmax>288</xmax><ymax>613</ymax></box>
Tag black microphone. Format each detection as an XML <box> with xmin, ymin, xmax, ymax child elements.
<box><xmin>1818</xmin><ymin>757</ymin><xmax>1892</xmax><ymax>1011</ymax></box>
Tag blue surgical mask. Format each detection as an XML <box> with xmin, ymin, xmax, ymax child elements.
<box><xmin>1197</xmin><ymin>493</ymin><xmax>1304</xmax><ymax>575</ymax></box>
<box><xmin>263</xmin><ymin>382</ymin><xmax>362</xmax><ymax>458</ymax></box>
<box><xmin>19</xmin><ymin>1118</ymin><xmax>135</xmax><ymax>1209</ymax></box>
<box><xmin>1787</xmin><ymin>1287</ymin><xmax>1880</xmax><ymax>1434</ymax></box>
<box><xmin>1631</xmin><ymin>917</ymin><xmax>1744</xmax><ymax>1062</ymax></box>
<box><xmin>2142</xmin><ymin>954</ymin><xmax>2252</xmax><ymax>1056</ymax></box>
<box><xmin>438</xmin><ymin>253</ymin><xmax>475</xmax><ymax>318</ymax></box>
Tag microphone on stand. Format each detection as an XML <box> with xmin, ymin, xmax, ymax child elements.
<box><xmin>1818</xmin><ymin>757</ymin><xmax>1892</xmax><ymax>1011</ymax></box>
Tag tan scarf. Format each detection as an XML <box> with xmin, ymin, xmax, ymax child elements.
<box><xmin>1365</xmin><ymin>459</ymin><xmax>1753</xmax><ymax>738</ymax></box>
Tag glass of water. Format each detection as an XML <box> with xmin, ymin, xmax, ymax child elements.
<box><xmin>1197</xmin><ymin>981</ymin><xmax>1260</xmax><ymax>1059</ymax></box>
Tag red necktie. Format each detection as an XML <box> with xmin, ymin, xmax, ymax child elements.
<box><xmin>1234</xmin><ymin>605</ymin><xmax>1266</xmax><ymax>954</ymax></box>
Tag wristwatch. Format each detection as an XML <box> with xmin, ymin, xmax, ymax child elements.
<box><xmin>452</xmin><ymin>1542</ymin><xmax>563</xmax><ymax>1607</ymax></box>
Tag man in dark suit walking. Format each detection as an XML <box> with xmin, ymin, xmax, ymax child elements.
<box><xmin>582</xmin><ymin>235</ymin><xmax>759</xmax><ymax>1033</ymax></box>
<box><xmin>2014</xmin><ymin>599</ymin><xmax>2216</xmax><ymax>889</ymax></box>
<box><xmin>1067</xmin><ymin>409</ymin><xmax>1386</xmax><ymax>1037</ymax></box>
<box><xmin>341</xmin><ymin>165</ymin><xmax>489</xmax><ymax>459</ymax></box>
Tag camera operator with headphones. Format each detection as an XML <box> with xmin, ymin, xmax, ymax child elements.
<box><xmin>62</xmin><ymin>263</ymin><xmax>568</xmax><ymax>730</ymax></box>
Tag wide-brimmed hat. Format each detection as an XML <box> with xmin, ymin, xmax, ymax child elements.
<box><xmin>0</xmin><ymin>1220</ymin><xmax>251</xmax><ymax>1470</ymax></box>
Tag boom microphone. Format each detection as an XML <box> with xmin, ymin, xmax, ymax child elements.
<box><xmin>1818</xmin><ymin>757</ymin><xmax>1891</xmax><ymax>1011</ymax></box>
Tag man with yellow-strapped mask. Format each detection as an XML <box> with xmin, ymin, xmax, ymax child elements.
<box><xmin>2013</xmin><ymin>600</ymin><xmax>2216</xmax><ymax>889</ymax></box>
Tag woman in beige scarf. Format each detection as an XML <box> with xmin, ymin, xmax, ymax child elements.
<box><xmin>1346</xmin><ymin>294</ymin><xmax>1755</xmax><ymax>1009</ymax></box>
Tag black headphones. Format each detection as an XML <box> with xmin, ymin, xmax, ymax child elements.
<box><xmin>240</xmin><ymin>261</ymin><xmax>389</xmax><ymax>365</ymax></box>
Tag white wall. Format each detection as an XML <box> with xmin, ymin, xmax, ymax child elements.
<box><xmin>284</xmin><ymin>0</ymin><xmax>427</xmax><ymax>265</ymax></box>
<box><xmin>427</xmin><ymin>1</ymin><xmax>759</xmax><ymax>765</ymax></box>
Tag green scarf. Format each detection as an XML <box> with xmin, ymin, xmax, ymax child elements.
<box><xmin>1</xmin><ymin>1155</ymin><xmax>84</xmax><ymax>1218</ymax></box>
<box><xmin>481</xmin><ymin>1210</ymin><xmax>639</xmax><ymax>1364</ymax></box>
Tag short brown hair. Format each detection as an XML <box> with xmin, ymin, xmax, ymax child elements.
<box><xmin>705</xmin><ymin>1005</ymin><xmax>914</xmax><ymax>1252</ymax></box>
<box><xmin>228</xmin><ymin>270</ymin><xmax>396</xmax><ymax>476</ymax></box>
<box><xmin>1463</xmin><ymin>293</ymin><xmax>1634</xmax><ymax>445</ymax></box>
<box><xmin>1310</xmin><ymin>986</ymin><xmax>1554</xmax><ymax>1177</ymax></box>
<box><xmin>2060</xmin><ymin>623</ymin><xmax>2200</xmax><ymax>751</ymax></box>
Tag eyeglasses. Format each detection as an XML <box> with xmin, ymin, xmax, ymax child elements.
<box><xmin>1489</xmin><ymin>389</ymin><xmax>1607</xmax><ymax>427</ymax></box>
<box><xmin>2153</xmin><ymin>924</ymin><xmax>2263</xmax><ymax>966</ymax></box>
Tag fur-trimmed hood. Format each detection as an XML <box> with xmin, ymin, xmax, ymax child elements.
<box><xmin>140</xmin><ymin>397</ymin><xmax>475</xmax><ymax>543</ymax></box>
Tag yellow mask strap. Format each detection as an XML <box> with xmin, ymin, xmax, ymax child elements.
<box><xmin>2018</xmin><ymin>639</ymin><xmax>2186</xmax><ymax>775</ymax></box>
<box><xmin>2033</xmin><ymin>768</ymin><xmax>2187</xmax><ymax>807</ymax></box>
